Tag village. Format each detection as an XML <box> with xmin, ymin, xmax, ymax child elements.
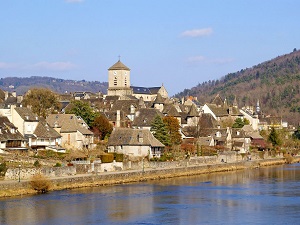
<box><xmin>0</xmin><ymin>60</ymin><xmax>298</xmax><ymax>182</ymax></box>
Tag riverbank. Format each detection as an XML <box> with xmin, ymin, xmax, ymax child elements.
<box><xmin>1</xmin><ymin>157</ymin><xmax>299</xmax><ymax>198</ymax></box>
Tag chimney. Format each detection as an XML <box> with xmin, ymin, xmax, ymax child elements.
<box><xmin>116</xmin><ymin>110</ymin><xmax>121</xmax><ymax>127</ymax></box>
<box><xmin>138</xmin><ymin>130</ymin><xmax>143</xmax><ymax>143</ymax></box>
<box><xmin>12</xmin><ymin>91</ymin><xmax>16</xmax><ymax>97</ymax></box>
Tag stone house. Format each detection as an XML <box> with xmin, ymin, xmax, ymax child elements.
<box><xmin>132</xmin><ymin>108</ymin><xmax>164</xmax><ymax>130</ymax></box>
<box><xmin>108</xmin><ymin>128</ymin><xmax>165</xmax><ymax>158</ymax></box>
<box><xmin>0</xmin><ymin>116</ymin><xmax>27</xmax><ymax>151</ymax></box>
<box><xmin>46</xmin><ymin>114</ymin><xmax>94</xmax><ymax>150</ymax></box>
<box><xmin>202</xmin><ymin>94</ymin><xmax>243</xmax><ymax>122</ymax></box>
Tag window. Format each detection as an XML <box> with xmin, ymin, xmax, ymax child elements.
<box><xmin>114</xmin><ymin>77</ymin><xmax>117</xmax><ymax>86</ymax></box>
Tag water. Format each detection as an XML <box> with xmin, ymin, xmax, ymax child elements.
<box><xmin>1</xmin><ymin>164</ymin><xmax>300</xmax><ymax>225</ymax></box>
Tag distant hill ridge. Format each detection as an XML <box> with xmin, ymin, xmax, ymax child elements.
<box><xmin>175</xmin><ymin>49</ymin><xmax>300</xmax><ymax>125</ymax></box>
<box><xmin>0</xmin><ymin>76</ymin><xmax>108</xmax><ymax>94</ymax></box>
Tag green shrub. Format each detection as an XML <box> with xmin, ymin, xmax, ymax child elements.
<box><xmin>34</xmin><ymin>160</ymin><xmax>41</xmax><ymax>168</ymax></box>
<box><xmin>115</xmin><ymin>153</ymin><xmax>124</xmax><ymax>162</ymax></box>
<box><xmin>0</xmin><ymin>162</ymin><xmax>7</xmax><ymax>177</ymax></box>
<box><xmin>54</xmin><ymin>162</ymin><xmax>62</xmax><ymax>167</ymax></box>
<box><xmin>101</xmin><ymin>154</ymin><xmax>114</xmax><ymax>163</ymax></box>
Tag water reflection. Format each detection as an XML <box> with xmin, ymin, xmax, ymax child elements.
<box><xmin>1</xmin><ymin>164</ymin><xmax>300</xmax><ymax>224</ymax></box>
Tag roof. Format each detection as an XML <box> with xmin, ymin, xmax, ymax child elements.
<box><xmin>108</xmin><ymin>128</ymin><xmax>164</xmax><ymax>147</ymax></box>
<box><xmin>153</xmin><ymin>93</ymin><xmax>165</xmax><ymax>104</ymax></box>
<box><xmin>108</xmin><ymin>60</ymin><xmax>130</xmax><ymax>71</ymax></box>
<box><xmin>132</xmin><ymin>108</ymin><xmax>164</xmax><ymax>127</ymax></box>
<box><xmin>0</xmin><ymin>116</ymin><xmax>25</xmax><ymax>141</ymax></box>
<box><xmin>14</xmin><ymin>107</ymin><xmax>39</xmax><ymax>121</ymax></box>
<box><xmin>211</xmin><ymin>94</ymin><xmax>224</xmax><ymax>106</ymax></box>
<box><xmin>198</xmin><ymin>113</ymin><xmax>218</xmax><ymax>129</ymax></box>
<box><xmin>46</xmin><ymin>114</ymin><xmax>93</xmax><ymax>135</ymax></box>
<box><xmin>33</xmin><ymin>120</ymin><xmax>61</xmax><ymax>138</ymax></box>
<box><xmin>205</xmin><ymin>103</ymin><xmax>242</xmax><ymax>117</ymax></box>
<box><xmin>187</xmin><ymin>104</ymin><xmax>199</xmax><ymax>117</ymax></box>
<box><xmin>110</xmin><ymin>99</ymin><xmax>139</xmax><ymax>114</ymax></box>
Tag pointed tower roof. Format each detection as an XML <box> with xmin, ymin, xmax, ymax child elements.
<box><xmin>153</xmin><ymin>93</ymin><xmax>165</xmax><ymax>104</ymax></box>
<box><xmin>211</xmin><ymin>94</ymin><xmax>224</xmax><ymax>107</ymax></box>
<box><xmin>167</xmin><ymin>105</ymin><xmax>181</xmax><ymax>117</ymax></box>
<box><xmin>108</xmin><ymin>60</ymin><xmax>130</xmax><ymax>71</ymax></box>
<box><xmin>187</xmin><ymin>104</ymin><xmax>199</xmax><ymax>117</ymax></box>
<box><xmin>233</xmin><ymin>96</ymin><xmax>238</xmax><ymax>108</ymax></box>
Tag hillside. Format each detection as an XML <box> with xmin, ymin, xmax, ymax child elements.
<box><xmin>0</xmin><ymin>76</ymin><xmax>108</xmax><ymax>95</ymax></box>
<box><xmin>175</xmin><ymin>49</ymin><xmax>300</xmax><ymax>126</ymax></box>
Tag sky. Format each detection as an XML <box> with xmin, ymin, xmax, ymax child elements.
<box><xmin>1</xmin><ymin>0</ymin><xmax>300</xmax><ymax>96</ymax></box>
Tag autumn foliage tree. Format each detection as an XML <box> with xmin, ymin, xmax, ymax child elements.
<box><xmin>91</xmin><ymin>114</ymin><xmax>113</xmax><ymax>140</ymax></box>
<box><xmin>22</xmin><ymin>88</ymin><xmax>60</xmax><ymax>118</ymax></box>
<box><xmin>163</xmin><ymin>116</ymin><xmax>182</xmax><ymax>146</ymax></box>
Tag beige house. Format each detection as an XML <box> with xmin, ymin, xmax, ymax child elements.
<box><xmin>108</xmin><ymin>128</ymin><xmax>165</xmax><ymax>158</ymax></box>
<box><xmin>46</xmin><ymin>114</ymin><xmax>94</xmax><ymax>150</ymax></box>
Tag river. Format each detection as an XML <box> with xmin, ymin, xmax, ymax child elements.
<box><xmin>1</xmin><ymin>163</ymin><xmax>300</xmax><ymax>225</ymax></box>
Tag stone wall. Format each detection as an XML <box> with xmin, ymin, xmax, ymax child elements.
<box><xmin>5</xmin><ymin>166</ymin><xmax>76</xmax><ymax>180</ymax></box>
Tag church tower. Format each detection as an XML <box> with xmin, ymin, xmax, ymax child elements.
<box><xmin>107</xmin><ymin>59</ymin><xmax>133</xmax><ymax>96</ymax></box>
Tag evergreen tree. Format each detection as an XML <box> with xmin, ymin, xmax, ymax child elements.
<box><xmin>65</xmin><ymin>100</ymin><xmax>99</xmax><ymax>127</ymax></box>
<box><xmin>150</xmin><ymin>115</ymin><xmax>170</xmax><ymax>146</ymax></box>
<box><xmin>268</xmin><ymin>127</ymin><xmax>282</xmax><ymax>147</ymax></box>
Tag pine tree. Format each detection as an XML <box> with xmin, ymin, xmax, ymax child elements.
<box><xmin>150</xmin><ymin>115</ymin><xmax>171</xmax><ymax>146</ymax></box>
<box><xmin>268</xmin><ymin>127</ymin><xmax>282</xmax><ymax>147</ymax></box>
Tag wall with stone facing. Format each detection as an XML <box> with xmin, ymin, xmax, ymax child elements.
<box><xmin>5</xmin><ymin>166</ymin><xmax>76</xmax><ymax>180</ymax></box>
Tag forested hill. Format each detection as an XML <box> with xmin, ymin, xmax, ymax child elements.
<box><xmin>0</xmin><ymin>76</ymin><xmax>108</xmax><ymax>94</ymax></box>
<box><xmin>175</xmin><ymin>49</ymin><xmax>300</xmax><ymax>125</ymax></box>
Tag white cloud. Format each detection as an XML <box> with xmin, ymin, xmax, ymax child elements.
<box><xmin>181</xmin><ymin>28</ymin><xmax>213</xmax><ymax>38</ymax></box>
<box><xmin>65</xmin><ymin>0</ymin><xmax>84</xmax><ymax>3</ymax></box>
<box><xmin>186</xmin><ymin>56</ymin><xmax>234</xmax><ymax>64</ymax></box>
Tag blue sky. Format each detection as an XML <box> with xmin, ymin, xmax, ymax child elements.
<box><xmin>1</xmin><ymin>0</ymin><xmax>299</xmax><ymax>96</ymax></box>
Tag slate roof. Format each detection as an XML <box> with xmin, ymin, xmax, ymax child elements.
<box><xmin>132</xmin><ymin>108</ymin><xmax>164</xmax><ymax>127</ymax></box>
<box><xmin>205</xmin><ymin>103</ymin><xmax>242</xmax><ymax>117</ymax></box>
<box><xmin>198</xmin><ymin>113</ymin><xmax>218</xmax><ymax>129</ymax></box>
<box><xmin>46</xmin><ymin>114</ymin><xmax>93</xmax><ymax>135</ymax></box>
<box><xmin>14</xmin><ymin>107</ymin><xmax>39</xmax><ymax>121</ymax></box>
<box><xmin>211</xmin><ymin>94</ymin><xmax>224</xmax><ymax>106</ymax></box>
<box><xmin>110</xmin><ymin>99</ymin><xmax>139</xmax><ymax>114</ymax></box>
<box><xmin>187</xmin><ymin>104</ymin><xmax>199</xmax><ymax>117</ymax></box>
<box><xmin>108</xmin><ymin>60</ymin><xmax>130</xmax><ymax>71</ymax></box>
<box><xmin>108</xmin><ymin>128</ymin><xmax>164</xmax><ymax>147</ymax></box>
<box><xmin>33</xmin><ymin>120</ymin><xmax>61</xmax><ymax>138</ymax></box>
<box><xmin>0</xmin><ymin>116</ymin><xmax>25</xmax><ymax>141</ymax></box>
<box><xmin>197</xmin><ymin>137</ymin><xmax>213</xmax><ymax>146</ymax></box>
<box><xmin>231</xmin><ymin>128</ymin><xmax>246</xmax><ymax>138</ymax></box>
<box><xmin>153</xmin><ymin>93</ymin><xmax>165</xmax><ymax>104</ymax></box>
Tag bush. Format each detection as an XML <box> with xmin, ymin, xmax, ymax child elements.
<box><xmin>284</xmin><ymin>153</ymin><xmax>294</xmax><ymax>164</ymax></box>
<box><xmin>115</xmin><ymin>153</ymin><xmax>124</xmax><ymax>162</ymax></box>
<box><xmin>0</xmin><ymin>162</ymin><xmax>7</xmax><ymax>177</ymax></box>
<box><xmin>30</xmin><ymin>174</ymin><xmax>52</xmax><ymax>193</ymax></box>
<box><xmin>100</xmin><ymin>154</ymin><xmax>114</xmax><ymax>163</ymax></box>
<box><xmin>34</xmin><ymin>160</ymin><xmax>41</xmax><ymax>168</ymax></box>
<box><xmin>54</xmin><ymin>162</ymin><xmax>62</xmax><ymax>167</ymax></box>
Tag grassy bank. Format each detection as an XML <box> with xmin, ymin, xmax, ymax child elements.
<box><xmin>0</xmin><ymin>157</ymin><xmax>298</xmax><ymax>199</ymax></box>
